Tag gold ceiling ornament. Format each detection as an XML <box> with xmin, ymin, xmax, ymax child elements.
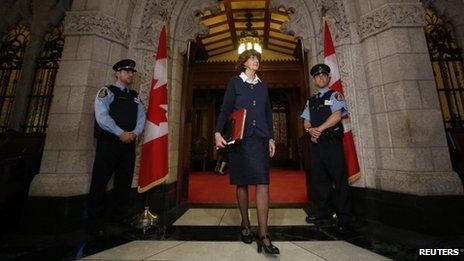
<box><xmin>238</xmin><ymin>12</ymin><xmax>262</xmax><ymax>54</ymax></box>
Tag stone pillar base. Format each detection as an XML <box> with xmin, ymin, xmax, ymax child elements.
<box><xmin>376</xmin><ymin>170</ymin><xmax>463</xmax><ymax>196</ymax></box>
<box><xmin>351</xmin><ymin>187</ymin><xmax>464</xmax><ymax>235</ymax></box>
<box><xmin>29</xmin><ymin>173</ymin><xmax>91</xmax><ymax>197</ymax></box>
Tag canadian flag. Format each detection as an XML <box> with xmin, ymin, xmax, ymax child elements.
<box><xmin>323</xmin><ymin>20</ymin><xmax>360</xmax><ymax>183</ymax></box>
<box><xmin>138</xmin><ymin>25</ymin><xmax>168</xmax><ymax>193</ymax></box>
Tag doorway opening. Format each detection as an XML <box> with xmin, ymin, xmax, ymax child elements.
<box><xmin>177</xmin><ymin>0</ymin><xmax>312</xmax><ymax>204</ymax></box>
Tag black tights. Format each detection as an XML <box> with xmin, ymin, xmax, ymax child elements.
<box><xmin>236</xmin><ymin>184</ymin><xmax>270</xmax><ymax>240</ymax></box>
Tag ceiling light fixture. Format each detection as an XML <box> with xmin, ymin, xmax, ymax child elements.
<box><xmin>238</xmin><ymin>12</ymin><xmax>262</xmax><ymax>54</ymax></box>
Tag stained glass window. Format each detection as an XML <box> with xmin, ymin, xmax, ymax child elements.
<box><xmin>23</xmin><ymin>22</ymin><xmax>64</xmax><ymax>133</ymax></box>
<box><xmin>0</xmin><ymin>24</ymin><xmax>30</xmax><ymax>133</ymax></box>
<box><xmin>424</xmin><ymin>8</ymin><xmax>464</xmax><ymax>130</ymax></box>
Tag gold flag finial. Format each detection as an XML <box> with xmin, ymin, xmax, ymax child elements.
<box><xmin>321</xmin><ymin>6</ymin><xmax>328</xmax><ymax>18</ymax></box>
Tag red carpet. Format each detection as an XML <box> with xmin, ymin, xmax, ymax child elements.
<box><xmin>187</xmin><ymin>168</ymin><xmax>307</xmax><ymax>204</ymax></box>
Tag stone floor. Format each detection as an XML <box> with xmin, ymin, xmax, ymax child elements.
<box><xmin>81</xmin><ymin>208</ymin><xmax>389</xmax><ymax>260</ymax></box>
<box><xmin>1</xmin><ymin>207</ymin><xmax>463</xmax><ymax>260</ymax></box>
<box><xmin>173</xmin><ymin>208</ymin><xmax>310</xmax><ymax>226</ymax></box>
<box><xmin>82</xmin><ymin>240</ymin><xmax>388</xmax><ymax>260</ymax></box>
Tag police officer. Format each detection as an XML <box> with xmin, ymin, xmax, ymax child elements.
<box><xmin>300</xmin><ymin>63</ymin><xmax>351</xmax><ymax>232</ymax></box>
<box><xmin>87</xmin><ymin>59</ymin><xmax>146</xmax><ymax>235</ymax></box>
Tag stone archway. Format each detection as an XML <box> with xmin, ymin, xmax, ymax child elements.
<box><xmin>128</xmin><ymin>0</ymin><xmax>221</xmax><ymax>189</ymax></box>
<box><xmin>130</xmin><ymin>0</ymin><xmax>372</xmax><ymax>190</ymax></box>
<box><xmin>129</xmin><ymin>0</ymin><xmax>463</xmax><ymax>199</ymax></box>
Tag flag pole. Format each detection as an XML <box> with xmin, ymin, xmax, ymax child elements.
<box><xmin>131</xmin><ymin>191</ymin><xmax>159</xmax><ymax>234</ymax></box>
<box><xmin>160</xmin><ymin>13</ymin><xmax>170</xmax><ymax>239</ymax></box>
<box><xmin>131</xmin><ymin>11</ymin><xmax>171</xmax><ymax>236</ymax></box>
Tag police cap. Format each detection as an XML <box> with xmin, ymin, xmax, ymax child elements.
<box><xmin>310</xmin><ymin>63</ymin><xmax>330</xmax><ymax>77</ymax></box>
<box><xmin>113</xmin><ymin>59</ymin><xmax>137</xmax><ymax>72</ymax></box>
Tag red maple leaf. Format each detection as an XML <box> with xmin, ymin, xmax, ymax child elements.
<box><xmin>147</xmin><ymin>84</ymin><xmax>167</xmax><ymax>125</ymax></box>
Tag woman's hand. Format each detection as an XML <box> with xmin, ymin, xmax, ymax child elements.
<box><xmin>269</xmin><ymin>139</ymin><xmax>276</xmax><ymax>158</ymax></box>
<box><xmin>214</xmin><ymin>132</ymin><xmax>227</xmax><ymax>149</ymax></box>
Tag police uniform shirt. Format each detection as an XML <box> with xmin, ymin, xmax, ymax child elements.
<box><xmin>300</xmin><ymin>86</ymin><xmax>349</xmax><ymax>121</ymax></box>
<box><xmin>95</xmin><ymin>81</ymin><xmax>146</xmax><ymax>137</ymax></box>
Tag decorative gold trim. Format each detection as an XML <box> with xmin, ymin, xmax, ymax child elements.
<box><xmin>137</xmin><ymin>176</ymin><xmax>167</xmax><ymax>193</ymax></box>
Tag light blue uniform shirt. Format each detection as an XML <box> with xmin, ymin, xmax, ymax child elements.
<box><xmin>94</xmin><ymin>81</ymin><xmax>146</xmax><ymax>137</ymax></box>
<box><xmin>300</xmin><ymin>86</ymin><xmax>348</xmax><ymax>121</ymax></box>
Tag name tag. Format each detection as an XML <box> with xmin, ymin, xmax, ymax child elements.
<box><xmin>324</xmin><ymin>100</ymin><xmax>333</xmax><ymax>106</ymax></box>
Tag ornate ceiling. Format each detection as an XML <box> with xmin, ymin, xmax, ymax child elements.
<box><xmin>198</xmin><ymin>0</ymin><xmax>297</xmax><ymax>59</ymax></box>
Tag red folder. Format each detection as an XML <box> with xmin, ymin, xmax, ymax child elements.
<box><xmin>225</xmin><ymin>108</ymin><xmax>247</xmax><ymax>145</ymax></box>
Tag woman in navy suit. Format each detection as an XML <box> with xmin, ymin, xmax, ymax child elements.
<box><xmin>214</xmin><ymin>49</ymin><xmax>279</xmax><ymax>255</ymax></box>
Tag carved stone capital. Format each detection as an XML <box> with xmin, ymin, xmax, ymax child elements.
<box><xmin>270</xmin><ymin>0</ymin><xmax>350</xmax><ymax>45</ymax></box>
<box><xmin>314</xmin><ymin>0</ymin><xmax>350</xmax><ymax>43</ymax></box>
<box><xmin>64</xmin><ymin>11</ymin><xmax>129</xmax><ymax>45</ymax></box>
<box><xmin>136</xmin><ymin>0</ymin><xmax>176</xmax><ymax>49</ymax></box>
<box><xmin>358</xmin><ymin>3</ymin><xmax>424</xmax><ymax>40</ymax></box>
<box><xmin>270</xmin><ymin>0</ymin><xmax>313</xmax><ymax>41</ymax></box>
<box><xmin>176</xmin><ymin>0</ymin><xmax>220</xmax><ymax>54</ymax></box>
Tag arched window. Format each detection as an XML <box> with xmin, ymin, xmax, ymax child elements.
<box><xmin>23</xmin><ymin>22</ymin><xmax>64</xmax><ymax>133</ymax></box>
<box><xmin>0</xmin><ymin>24</ymin><xmax>30</xmax><ymax>133</ymax></box>
<box><xmin>424</xmin><ymin>8</ymin><xmax>464</xmax><ymax>130</ymax></box>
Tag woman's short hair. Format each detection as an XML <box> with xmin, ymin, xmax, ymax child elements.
<box><xmin>236</xmin><ymin>49</ymin><xmax>261</xmax><ymax>72</ymax></box>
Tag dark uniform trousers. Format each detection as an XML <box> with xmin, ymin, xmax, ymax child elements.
<box><xmin>310</xmin><ymin>140</ymin><xmax>351</xmax><ymax>225</ymax></box>
<box><xmin>88</xmin><ymin>85</ymin><xmax>138</xmax><ymax>229</ymax></box>
<box><xmin>308</xmin><ymin>89</ymin><xmax>351</xmax><ymax>226</ymax></box>
<box><xmin>88</xmin><ymin>136</ymin><xmax>135</xmax><ymax>228</ymax></box>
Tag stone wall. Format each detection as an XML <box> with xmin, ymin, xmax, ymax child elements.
<box><xmin>28</xmin><ymin>0</ymin><xmax>463</xmax><ymax>198</ymax></box>
<box><xmin>29</xmin><ymin>0</ymin><xmax>137</xmax><ymax>196</ymax></box>
<box><xmin>355</xmin><ymin>0</ymin><xmax>462</xmax><ymax>195</ymax></box>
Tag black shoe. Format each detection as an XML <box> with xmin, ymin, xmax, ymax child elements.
<box><xmin>257</xmin><ymin>235</ymin><xmax>280</xmax><ymax>255</ymax></box>
<box><xmin>305</xmin><ymin>215</ymin><xmax>316</xmax><ymax>224</ymax></box>
<box><xmin>240</xmin><ymin>226</ymin><xmax>253</xmax><ymax>244</ymax></box>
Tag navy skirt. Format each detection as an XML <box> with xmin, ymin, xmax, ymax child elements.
<box><xmin>228</xmin><ymin>135</ymin><xmax>270</xmax><ymax>185</ymax></box>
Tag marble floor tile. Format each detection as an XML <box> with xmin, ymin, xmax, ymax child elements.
<box><xmin>177</xmin><ymin>208</ymin><xmax>311</xmax><ymax>226</ymax></box>
<box><xmin>219</xmin><ymin>208</ymin><xmax>246</xmax><ymax>226</ymax></box>
<box><xmin>173</xmin><ymin>208</ymin><xmax>227</xmax><ymax>226</ymax></box>
<box><xmin>83</xmin><ymin>241</ymin><xmax>388</xmax><ymax>261</ymax></box>
<box><xmin>146</xmin><ymin>241</ymin><xmax>325</xmax><ymax>261</ymax></box>
<box><xmin>293</xmin><ymin>241</ymin><xmax>391</xmax><ymax>261</ymax></box>
<box><xmin>267</xmin><ymin>208</ymin><xmax>311</xmax><ymax>226</ymax></box>
<box><xmin>82</xmin><ymin>241</ymin><xmax>183</xmax><ymax>260</ymax></box>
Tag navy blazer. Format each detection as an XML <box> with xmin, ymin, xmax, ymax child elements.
<box><xmin>214</xmin><ymin>75</ymin><xmax>274</xmax><ymax>139</ymax></box>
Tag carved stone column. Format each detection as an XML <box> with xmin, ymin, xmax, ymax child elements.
<box><xmin>358</xmin><ymin>2</ymin><xmax>463</xmax><ymax>195</ymax></box>
<box><xmin>29</xmin><ymin>0</ymin><xmax>134</xmax><ymax>197</ymax></box>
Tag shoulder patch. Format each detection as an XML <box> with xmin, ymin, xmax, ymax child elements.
<box><xmin>98</xmin><ymin>88</ymin><xmax>108</xmax><ymax>98</ymax></box>
<box><xmin>335</xmin><ymin>92</ymin><xmax>344</xmax><ymax>101</ymax></box>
